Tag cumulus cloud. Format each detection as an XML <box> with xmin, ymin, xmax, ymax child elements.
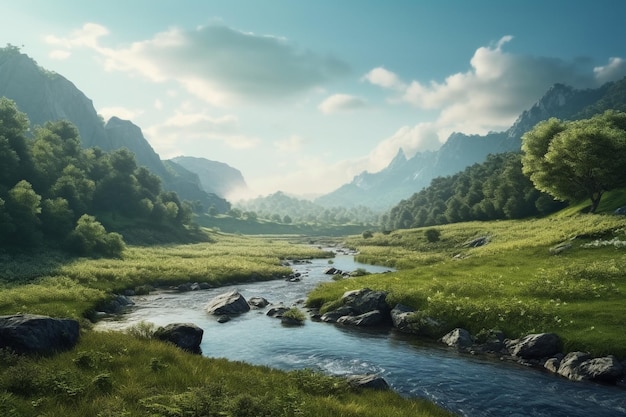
<box><xmin>318</xmin><ymin>93</ymin><xmax>367</xmax><ymax>114</ymax></box>
<box><xmin>144</xmin><ymin>110</ymin><xmax>258</xmax><ymax>158</ymax></box>
<box><xmin>594</xmin><ymin>57</ymin><xmax>626</xmax><ymax>84</ymax></box>
<box><xmin>362</xmin><ymin>67</ymin><xmax>405</xmax><ymax>90</ymax></box>
<box><xmin>362</xmin><ymin>36</ymin><xmax>626</xmax><ymax>169</ymax></box>
<box><xmin>45</xmin><ymin>23</ymin><xmax>350</xmax><ymax>106</ymax></box>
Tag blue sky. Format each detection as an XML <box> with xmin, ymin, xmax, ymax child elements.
<box><xmin>3</xmin><ymin>1</ymin><xmax>626</xmax><ymax>199</ymax></box>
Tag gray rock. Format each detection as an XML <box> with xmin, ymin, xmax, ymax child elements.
<box><xmin>99</xmin><ymin>294</ymin><xmax>135</xmax><ymax>314</ymax></box>
<box><xmin>614</xmin><ymin>206</ymin><xmax>626</xmax><ymax>215</ymax></box>
<box><xmin>544</xmin><ymin>357</ymin><xmax>561</xmax><ymax>373</ymax></box>
<box><xmin>390</xmin><ymin>304</ymin><xmax>415</xmax><ymax>331</ymax></box>
<box><xmin>507</xmin><ymin>333</ymin><xmax>561</xmax><ymax>359</ymax></box>
<box><xmin>558</xmin><ymin>354</ymin><xmax>624</xmax><ymax>383</ymax></box>
<box><xmin>206</xmin><ymin>290</ymin><xmax>250</xmax><ymax>315</ymax></box>
<box><xmin>337</xmin><ymin>310</ymin><xmax>384</xmax><ymax>326</ymax></box>
<box><xmin>320</xmin><ymin>306</ymin><xmax>355</xmax><ymax>323</ymax></box>
<box><xmin>346</xmin><ymin>374</ymin><xmax>390</xmax><ymax>390</ymax></box>
<box><xmin>267</xmin><ymin>305</ymin><xmax>290</xmax><ymax>318</ymax></box>
<box><xmin>441</xmin><ymin>328</ymin><xmax>474</xmax><ymax>349</ymax></box>
<box><xmin>216</xmin><ymin>315</ymin><xmax>231</xmax><ymax>323</ymax></box>
<box><xmin>341</xmin><ymin>288</ymin><xmax>390</xmax><ymax>315</ymax></box>
<box><xmin>0</xmin><ymin>314</ymin><xmax>80</xmax><ymax>355</ymax></box>
<box><xmin>248</xmin><ymin>297</ymin><xmax>270</xmax><ymax>308</ymax></box>
<box><xmin>154</xmin><ymin>323</ymin><xmax>204</xmax><ymax>354</ymax></box>
<box><xmin>557</xmin><ymin>352</ymin><xmax>592</xmax><ymax>380</ymax></box>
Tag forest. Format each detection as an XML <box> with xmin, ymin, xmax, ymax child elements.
<box><xmin>0</xmin><ymin>98</ymin><xmax>196</xmax><ymax>257</ymax></box>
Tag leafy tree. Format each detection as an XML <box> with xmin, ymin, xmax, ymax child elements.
<box><xmin>5</xmin><ymin>180</ymin><xmax>43</xmax><ymax>246</ymax></box>
<box><xmin>66</xmin><ymin>214</ymin><xmax>125</xmax><ymax>257</ymax></box>
<box><xmin>522</xmin><ymin>110</ymin><xmax>626</xmax><ymax>213</ymax></box>
<box><xmin>40</xmin><ymin>197</ymin><xmax>75</xmax><ymax>239</ymax></box>
<box><xmin>0</xmin><ymin>98</ymin><xmax>32</xmax><ymax>186</ymax></box>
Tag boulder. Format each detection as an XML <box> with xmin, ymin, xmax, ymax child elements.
<box><xmin>341</xmin><ymin>288</ymin><xmax>390</xmax><ymax>315</ymax></box>
<box><xmin>320</xmin><ymin>306</ymin><xmax>355</xmax><ymax>323</ymax></box>
<box><xmin>389</xmin><ymin>304</ymin><xmax>442</xmax><ymax>336</ymax></box>
<box><xmin>248</xmin><ymin>297</ymin><xmax>270</xmax><ymax>308</ymax></box>
<box><xmin>337</xmin><ymin>310</ymin><xmax>384</xmax><ymax>326</ymax></box>
<box><xmin>557</xmin><ymin>352</ymin><xmax>624</xmax><ymax>382</ymax></box>
<box><xmin>99</xmin><ymin>294</ymin><xmax>135</xmax><ymax>314</ymax></box>
<box><xmin>614</xmin><ymin>206</ymin><xmax>626</xmax><ymax>215</ymax></box>
<box><xmin>206</xmin><ymin>290</ymin><xmax>250</xmax><ymax>315</ymax></box>
<box><xmin>154</xmin><ymin>323</ymin><xmax>204</xmax><ymax>354</ymax></box>
<box><xmin>390</xmin><ymin>304</ymin><xmax>415</xmax><ymax>332</ymax></box>
<box><xmin>346</xmin><ymin>374</ymin><xmax>390</xmax><ymax>390</ymax></box>
<box><xmin>441</xmin><ymin>328</ymin><xmax>474</xmax><ymax>349</ymax></box>
<box><xmin>507</xmin><ymin>333</ymin><xmax>561</xmax><ymax>359</ymax></box>
<box><xmin>0</xmin><ymin>314</ymin><xmax>80</xmax><ymax>355</ymax></box>
<box><xmin>267</xmin><ymin>305</ymin><xmax>290</xmax><ymax>318</ymax></box>
<box><xmin>324</xmin><ymin>267</ymin><xmax>342</xmax><ymax>275</ymax></box>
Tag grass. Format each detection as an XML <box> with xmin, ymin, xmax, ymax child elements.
<box><xmin>307</xmin><ymin>214</ymin><xmax>626</xmax><ymax>356</ymax></box>
<box><xmin>0</xmin><ymin>230</ymin><xmax>455</xmax><ymax>417</ymax></box>
<box><xmin>0</xmin><ymin>231</ymin><xmax>332</xmax><ymax>319</ymax></box>
<box><xmin>0</xmin><ymin>320</ymin><xmax>454</xmax><ymax>417</ymax></box>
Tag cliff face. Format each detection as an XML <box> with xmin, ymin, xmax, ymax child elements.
<box><xmin>0</xmin><ymin>49</ymin><xmax>109</xmax><ymax>149</ymax></box>
<box><xmin>0</xmin><ymin>47</ymin><xmax>231</xmax><ymax>213</ymax></box>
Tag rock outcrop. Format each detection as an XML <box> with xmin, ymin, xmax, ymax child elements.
<box><xmin>506</xmin><ymin>333</ymin><xmax>561</xmax><ymax>359</ymax></box>
<box><xmin>154</xmin><ymin>323</ymin><xmax>204</xmax><ymax>354</ymax></box>
<box><xmin>206</xmin><ymin>290</ymin><xmax>250</xmax><ymax>316</ymax></box>
<box><xmin>346</xmin><ymin>374</ymin><xmax>390</xmax><ymax>390</ymax></box>
<box><xmin>0</xmin><ymin>314</ymin><xmax>79</xmax><ymax>355</ymax></box>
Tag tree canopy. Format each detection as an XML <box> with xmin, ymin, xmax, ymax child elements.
<box><xmin>521</xmin><ymin>110</ymin><xmax>626</xmax><ymax>213</ymax></box>
<box><xmin>0</xmin><ymin>97</ymin><xmax>195</xmax><ymax>256</ymax></box>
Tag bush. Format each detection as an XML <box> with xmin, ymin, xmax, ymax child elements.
<box><xmin>66</xmin><ymin>215</ymin><xmax>125</xmax><ymax>258</ymax></box>
<box><xmin>425</xmin><ymin>228</ymin><xmax>441</xmax><ymax>243</ymax></box>
<box><xmin>362</xmin><ymin>230</ymin><xmax>374</xmax><ymax>239</ymax></box>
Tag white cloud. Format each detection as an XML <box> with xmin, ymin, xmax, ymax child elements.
<box><xmin>362</xmin><ymin>67</ymin><xmax>405</xmax><ymax>90</ymax></box>
<box><xmin>318</xmin><ymin>93</ymin><xmax>367</xmax><ymax>114</ymax></box>
<box><xmin>48</xmin><ymin>50</ymin><xmax>71</xmax><ymax>60</ymax></box>
<box><xmin>362</xmin><ymin>36</ymin><xmax>626</xmax><ymax>170</ymax></box>
<box><xmin>143</xmin><ymin>110</ymin><xmax>258</xmax><ymax>158</ymax></box>
<box><xmin>45</xmin><ymin>23</ymin><xmax>350</xmax><ymax>107</ymax></box>
<box><xmin>594</xmin><ymin>57</ymin><xmax>626</xmax><ymax>84</ymax></box>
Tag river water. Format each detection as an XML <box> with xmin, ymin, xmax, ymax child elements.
<box><xmin>96</xmin><ymin>253</ymin><xmax>626</xmax><ymax>417</ymax></box>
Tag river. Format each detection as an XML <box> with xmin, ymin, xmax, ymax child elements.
<box><xmin>95</xmin><ymin>252</ymin><xmax>626</xmax><ymax>417</ymax></box>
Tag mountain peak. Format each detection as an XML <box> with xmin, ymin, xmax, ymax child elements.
<box><xmin>386</xmin><ymin>147</ymin><xmax>407</xmax><ymax>170</ymax></box>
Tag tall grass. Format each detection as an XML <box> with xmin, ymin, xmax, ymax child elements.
<box><xmin>308</xmin><ymin>214</ymin><xmax>626</xmax><ymax>356</ymax></box>
<box><xmin>0</xmin><ymin>331</ymin><xmax>455</xmax><ymax>417</ymax></box>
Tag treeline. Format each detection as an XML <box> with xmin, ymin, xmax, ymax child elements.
<box><xmin>382</xmin><ymin>152</ymin><xmax>565</xmax><ymax>230</ymax></box>
<box><xmin>0</xmin><ymin>98</ymin><xmax>193</xmax><ymax>256</ymax></box>
<box><xmin>235</xmin><ymin>191</ymin><xmax>380</xmax><ymax>226</ymax></box>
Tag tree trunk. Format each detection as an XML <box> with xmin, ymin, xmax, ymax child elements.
<box><xmin>589</xmin><ymin>191</ymin><xmax>603</xmax><ymax>213</ymax></box>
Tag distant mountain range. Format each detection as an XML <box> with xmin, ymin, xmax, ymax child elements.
<box><xmin>0</xmin><ymin>47</ymin><xmax>230</xmax><ymax>213</ymax></box>
<box><xmin>2</xmin><ymin>45</ymin><xmax>625</xmax><ymax>214</ymax></box>
<box><xmin>315</xmin><ymin>80</ymin><xmax>625</xmax><ymax>210</ymax></box>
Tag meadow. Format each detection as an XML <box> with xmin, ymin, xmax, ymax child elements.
<box><xmin>307</xmin><ymin>214</ymin><xmax>626</xmax><ymax>356</ymax></box>
<box><xmin>0</xmin><ymin>231</ymin><xmax>454</xmax><ymax>417</ymax></box>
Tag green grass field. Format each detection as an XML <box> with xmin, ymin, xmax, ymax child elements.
<box><xmin>307</xmin><ymin>214</ymin><xmax>626</xmax><ymax>356</ymax></box>
<box><xmin>0</xmin><ymin>231</ymin><xmax>455</xmax><ymax>417</ymax></box>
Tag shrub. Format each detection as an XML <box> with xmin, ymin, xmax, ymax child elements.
<box><xmin>362</xmin><ymin>230</ymin><xmax>374</xmax><ymax>239</ymax></box>
<box><xmin>424</xmin><ymin>228</ymin><xmax>441</xmax><ymax>243</ymax></box>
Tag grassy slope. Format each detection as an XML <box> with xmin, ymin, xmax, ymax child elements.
<box><xmin>307</xmin><ymin>214</ymin><xmax>626</xmax><ymax>356</ymax></box>
<box><xmin>0</xmin><ymin>232</ymin><xmax>454</xmax><ymax>417</ymax></box>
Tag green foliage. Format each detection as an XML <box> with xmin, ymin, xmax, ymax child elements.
<box><xmin>236</xmin><ymin>191</ymin><xmax>381</xmax><ymax>227</ymax></box>
<box><xmin>311</xmin><ymin>214</ymin><xmax>626</xmax><ymax>356</ymax></box>
<box><xmin>0</xmin><ymin>98</ymin><xmax>200</xmax><ymax>253</ymax></box>
<box><xmin>424</xmin><ymin>228</ymin><xmax>440</xmax><ymax>243</ymax></box>
<box><xmin>282</xmin><ymin>307</ymin><xmax>306</xmax><ymax>322</ymax></box>
<box><xmin>522</xmin><ymin>110</ymin><xmax>626</xmax><ymax>213</ymax></box>
<box><xmin>384</xmin><ymin>153</ymin><xmax>564</xmax><ymax>231</ymax></box>
<box><xmin>0</xmin><ymin>331</ymin><xmax>454</xmax><ymax>417</ymax></box>
<box><xmin>66</xmin><ymin>215</ymin><xmax>125</xmax><ymax>258</ymax></box>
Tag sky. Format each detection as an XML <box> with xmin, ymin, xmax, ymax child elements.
<box><xmin>2</xmin><ymin>1</ymin><xmax>626</xmax><ymax>200</ymax></box>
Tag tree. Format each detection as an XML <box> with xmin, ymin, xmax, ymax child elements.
<box><xmin>522</xmin><ymin>111</ymin><xmax>626</xmax><ymax>213</ymax></box>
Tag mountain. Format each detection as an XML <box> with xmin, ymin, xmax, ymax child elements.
<box><xmin>169</xmin><ymin>156</ymin><xmax>248</xmax><ymax>199</ymax></box>
<box><xmin>0</xmin><ymin>46</ymin><xmax>229</xmax><ymax>213</ymax></box>
<box><xmin>316</xmin><ymin>79</ymin><xmax>624</xmax><ymax>210</ymax></box>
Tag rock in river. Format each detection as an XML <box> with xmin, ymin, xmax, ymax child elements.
<box><xmin>206</xmin><ymin>290</ymin><xmax>250</xmax><ymax>316</ymax></box>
